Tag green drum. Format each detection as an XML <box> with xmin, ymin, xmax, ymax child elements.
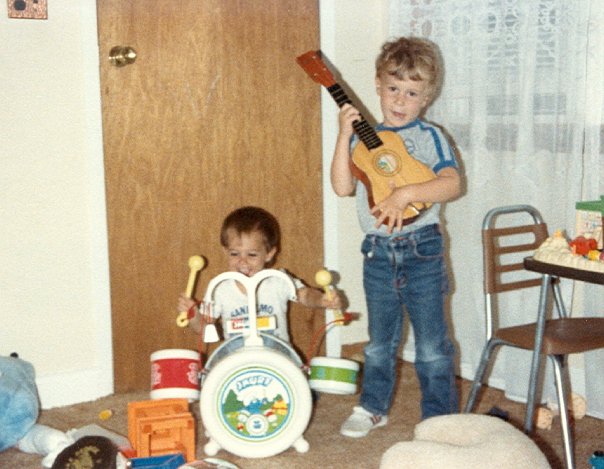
<box><xmin>309</xmin><ymin>356</ymin><xmax>359</xmax><ymax>395</ymax></box>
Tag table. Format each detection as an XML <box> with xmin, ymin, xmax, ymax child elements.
<box><xmin>524</xmin><ymin>257</ymin><xmax>604</xmax><ymax>285</ymax></box>
<box><xmin>522</xmin><ymin>257</ymin><xmax>604</xmax><ymax>467</ymax></box>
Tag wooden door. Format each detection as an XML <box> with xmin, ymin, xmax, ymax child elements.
<box><xmin>97</xmin><ymin>0</ymin><xmax>322</xmax><ymax>392</ymax></box>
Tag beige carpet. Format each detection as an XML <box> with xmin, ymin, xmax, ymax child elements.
<box><xmin>1</xmin><ymin>360</ymin><xmax>601</xmax><ymax>469</ymax></box>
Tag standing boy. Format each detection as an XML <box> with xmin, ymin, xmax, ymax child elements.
<box><xmin>331</xmin><ymin>37</ymin><xmax>462</xmax><ymax>438</ymax></box>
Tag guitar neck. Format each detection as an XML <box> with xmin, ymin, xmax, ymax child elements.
<box><xmin>326</xmin><ymin>83</ymin><xmax>383</xmax><ymax>151</ymax></box>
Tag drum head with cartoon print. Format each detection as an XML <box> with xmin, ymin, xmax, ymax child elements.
<box><xmin>200</xmin><ymin>346</ymin><xmax>312</xmax><ymax>458</ymax></box>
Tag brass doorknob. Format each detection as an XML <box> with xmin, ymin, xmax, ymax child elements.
<box><xmin>109</xmin><ymin>46</ymin><xmax>137</xmax><ymax>67</ymax></box>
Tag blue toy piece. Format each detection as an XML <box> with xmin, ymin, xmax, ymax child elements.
<box><xmin>128</xmin><ymin>452</ymin><xmax>186</xmax><ymax>469</ymax></box>
<box><xmin>591</xmin><ymin>451</ymin><xmax>604</xmax><ymax>469</ymax></box>
<box><xmin>0</xmin><ymin>354</ymin><xmax>40</xmax><ymax>452</ymax></box>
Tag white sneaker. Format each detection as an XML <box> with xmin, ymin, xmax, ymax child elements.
<box><xmin>340</xmin><ymin>406</ymin><xmax>388</xmax><ymax>438</ymax></box>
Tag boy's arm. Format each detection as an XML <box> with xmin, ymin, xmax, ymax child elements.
<box><xmin>177</xmin><ymin>293</ymin><xmax>216</xmax><ymax>334</ymax></box>
<box><xmin>296</xmin><ymin>286</ymin><xmax>344</xmax><ymax>310</ymax></box>
<box><xmin>372</xmin><ymin>166</ymin><xmax>462</xmax><ymax>233</ymax></box>
<box><xmin>331</xmin><ymin>104</ymin><xmax>359</xmax><ymax>196</ymax></box>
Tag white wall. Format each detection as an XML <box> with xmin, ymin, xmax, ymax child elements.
<box><xmin>0</xmin><ymin>0</ymin><xmax>387</xmax><ymax>408</ymax></box>
<box><xmin>0</xmin><ymin>1</ymin><xmax>113</xmax><ymax>408</ymax></box>
<box><xmin>320</xmin><ymin>0</ymin><xmax>390</xmax><ymax>347</ymax></box>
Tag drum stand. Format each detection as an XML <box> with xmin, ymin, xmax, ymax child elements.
<box><xmin>199</xmin><ymin>269</ymin><xmax>312</xmax><ymax>459</ymax></box>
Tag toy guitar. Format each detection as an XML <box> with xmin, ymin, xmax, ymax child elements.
<box><xmin>296</xmin><ymin>50</ymin><xmax>436</xmax><ymax>225</ymax></box>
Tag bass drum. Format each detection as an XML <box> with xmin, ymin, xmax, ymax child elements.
<box><xmin>200</xmin><ymin>333</ymin><xmax>312</xmax><ymax>458</ymax></box>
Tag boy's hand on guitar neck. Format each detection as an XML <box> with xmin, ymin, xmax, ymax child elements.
<box><xmin>371</xmin><ymin>181</ymin><xmax>415</xmax><ymax>234</ymax></box>
<box><xmin>337</xmin><ymin>104</ymin><xmax>361</xmax><ymax>140</ymax></box>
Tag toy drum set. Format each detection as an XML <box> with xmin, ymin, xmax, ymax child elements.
<box><xmin>155</xmin><ymin>260</ymin><xmax>360</xmax><ymax>460</ymax></box>
<box><xmin>199</xmin><ymin>269</ymin><xmax>313</xmax><ymax>458</ymax></box>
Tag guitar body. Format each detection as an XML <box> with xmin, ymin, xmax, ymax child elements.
<box><xmin>296</xmin><ymin>50</ymin><xmax>437</xmax><ymax>224</ymax></box>
<box><xmin>350</xmin><ymin>130</ymin><xmax>435</xmax><ymax>221</ymax></box>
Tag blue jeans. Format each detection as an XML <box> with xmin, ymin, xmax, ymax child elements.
<box><xmin>359</xmin><ymin>224</ymin><xmax>458</xmax><ymax>419</ymax></box>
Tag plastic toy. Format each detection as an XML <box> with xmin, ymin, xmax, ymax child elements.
<box><xmin>176</xmin><ymin>255</ymin><xmax>205</xmax><ymax>328</ymax></box>
<box><xmin>308</xmin><ymin>269</ymin><xmax>360</xmax><ymax>395</ymax></box>
<box><xmin>128</xmin><ymin>398</ymin><xmax>195</xmax><ymax>462</ymax></box>
<box><xmin>591</xmin><ymin>451</ymin><xmax>604</xmax><ymax>469</ymax></box>
<box><xmin>199</xmin><ymin>269</ymin><xmax>312</xmax><ymax>458</ymax></box>
<box><xmin>575</xmin><ymin>196</ymin><xmax>604</xmax><ymax>249</ymax></box>
<box><xmin>570</xmin><ymin>236</ymin><xmax>598</xmax><ymax>256</ymax></box>
<box><xmin>128</xmin><ymin>452</ymin><xmax>185</xmax><ymax>469</ymax></box>
<box><xmin>314</xmin><ymin>269</ymin><xmax>345</xmax><ymax>323</ymax></box>
<box><xmin>150</xmin><ymin>349</ymin><xmax>201</xmax><ymax>401</ymax></box>
<box><xmin>179</xmin><ymin>458</ymin><xmax>239</xmax><ymax>468</ymax></box>
<box><xmin>98</xmin><ymin>409</ymin><xmax>113</xmax><ymax>420</ymax></box>
<box><xmin>195</xmin><ymin>268</ymin><xmax>359</xmax><ymax>458</ymax></box>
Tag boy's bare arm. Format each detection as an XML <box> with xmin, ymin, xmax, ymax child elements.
<box><xmin>331</xmin><ymin>104</ymin><xmax>359</xmax><ymax>197</ymax></box>
<box><xmin>372</xmin><ymin>166</ymin><xmax>462</xmax><ymax>233</ymax></box>
<box><xmin>177</xmin><ymin>293</ymin><xmax>215</xmax><ymax>334</ymax></box>
<box><xmin>297</xmin><ymin>286</ymin><xmax>344</xmax><ymax>310</ymax></box>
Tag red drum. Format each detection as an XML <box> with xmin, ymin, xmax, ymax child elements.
<box><xmin>150</xmin><ymin>349</ymin><xmax>201</xmax><ymax>401</ymax></box>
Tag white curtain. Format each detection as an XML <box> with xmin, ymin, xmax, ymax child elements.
<box><xmin>389</xmin><ymin>0</ymin><xmax>604</xmax><ymax>417</ymax></box>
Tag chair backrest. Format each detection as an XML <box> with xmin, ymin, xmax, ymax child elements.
<box><xmin>482</xmin><ymin>205</ymin><xmax>549</xmax><ymax>295</ymax></box>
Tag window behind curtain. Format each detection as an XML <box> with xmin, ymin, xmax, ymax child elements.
<box><xmin>388</xmin><ymin>0</ymin><xmax>604</xmax><ymax>417</ymax></box>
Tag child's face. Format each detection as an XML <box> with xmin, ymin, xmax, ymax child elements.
<box><xmin>223</xmin><ymin>228</ymin><xmax>276</xmax><ymax>277</ymax></box>
<box><xmin>375</xmin><ymin>73</ymin><xmax>430</xmax><ymax>127</ymax></box>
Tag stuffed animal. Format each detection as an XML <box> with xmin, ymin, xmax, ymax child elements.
<box><xmin>380</xmin><ymin>414</ymin><xmax>551</xmax><ymax>469</ymax></box>
<box><xmin>546</xmin><ymin>392</ymin><xmax>587</xmax><ymax>419</ymax></box>
<box><xmin>0</xmin><ymin>353</ymin><xmax>75</xmax><ymax>467</ymax></box>
<box><xmin>0</xmin><ymin>354</ymin><xmax>40</xmax><ymax>451</ymax></box>
<box><xmin>535</xmin><ymin>407</ymin><xmax>554</xmax><ymax>430</ymax></box>
<box><xmin>535</xmin><ymin>393</ymin><xmax>587</xmax><ymax>432</ymax></box>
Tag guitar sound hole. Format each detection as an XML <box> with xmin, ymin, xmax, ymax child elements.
<box><xmin>374</xmin><ymin>152</ymin><xmax>400</xmax><ymax>176</ymax></box>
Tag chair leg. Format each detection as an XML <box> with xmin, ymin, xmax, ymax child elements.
<box><xmin>525</xmin><ymin>274</ymin><xmax>552</xmax><ymax>434</ymax></box>
<box><xmin>550</xmin><ymin>354</ymin><xmax>575</xmax><ymax>469</ymax></box>
<box><xmin>463</xmin><ymin>340</ymin><xmax>498</xmax><ymax>413</ymax></box>
<box><xmin>551</xmin><ymin>280</ymin><xmax>569</xmax><ymax>318</ymax></box>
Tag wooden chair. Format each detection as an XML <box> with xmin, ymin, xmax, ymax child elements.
<box><xmin>463</xmin><ymin>204</ymin><xmax>604</xmax><ymax>469</ymax></box>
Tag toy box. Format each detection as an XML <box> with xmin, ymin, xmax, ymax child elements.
<box><xmin>575</xmin><ymin>196</ymin><xmax>603</xmax><ymax>249</ymax></box>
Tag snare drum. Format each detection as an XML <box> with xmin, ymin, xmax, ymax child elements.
<box><xmin>200</xmin><ymin>333</ymin><xmax>311</xmax><ymax>458</ymax></box>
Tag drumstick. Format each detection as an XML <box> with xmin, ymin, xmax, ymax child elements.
<box><xmin>314</xmin><ymin>269</ymin><xmax>333</xmax><ymax>300</ymax></box>
<box><xmin>176</xmin><ymin>255</ymin><xmax>205</xmax><ymax>327</ymax></box>
<box><xmin>315</xmin><ymin>269</ymin><xmax>345</xmax><ymax>323</ymax></box>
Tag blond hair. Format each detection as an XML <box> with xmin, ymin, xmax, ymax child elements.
<box><xmin>375</xmin><ymin>37</ymin><xmax>442</xmax><ymax>100</ymax></box>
